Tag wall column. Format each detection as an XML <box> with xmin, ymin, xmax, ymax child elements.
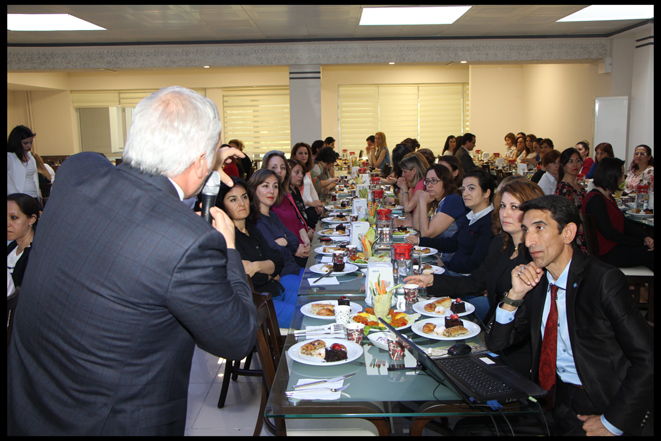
<box><xmin>627</xmin><ymin>33</ymin><xmax>654</xmax><ymax>162</ymax></box>
<box><xmin>289</xmin><ymin>65</ymin><xmax>322</xmax><ymax>147</ymax></box>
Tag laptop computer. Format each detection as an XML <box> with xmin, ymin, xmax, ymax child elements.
<box><xmin>379</xmin><ymin>318</ymin><xmax>547</xmax><ymax>405</ymax></box>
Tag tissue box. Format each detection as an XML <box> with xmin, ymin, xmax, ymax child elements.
<box><xmin>352</xmin><ymin>197</ymin><xmax>368</xmax><ymax>217</ymax></box>
<box><xmin>350</xmin><ymin>221</ymin><xmax>371</xmax><ymax>251</ymax></box>
<box><xmin>365</xmin><ymin>261</ymin><xmax>395</xmax><ymax>307</ymax></box>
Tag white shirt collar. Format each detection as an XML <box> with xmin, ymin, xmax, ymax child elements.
<box><xmin>466</xmin><ymin>204</ymin><xmax>494</xmax><ymax>225</ymax></box>
<box><xmin>546</xmin><ymin>258</ymin><xmax>571</xmax><ymax>291</ymax></box>
<box><xmin>167</xmin><ymin>178</ymin><xmax>185</xmax><ymax>201</ymax></box>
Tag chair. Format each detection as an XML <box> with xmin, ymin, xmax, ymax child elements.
<box><xmin>580</xmin><ymin>212</ymin><xmax>654</xmax><ymax>323</ymax></box>
<box><xmin>217</xmin><ymin>278</ymin><xmax>285</xmax><ymax>410</ymax></box>
<box><xmin>7</xmin><ymin>288</ymin><xmax>20</xmax><ymax>348</ymax></box>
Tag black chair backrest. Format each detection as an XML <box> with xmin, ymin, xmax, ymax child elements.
<box><xmin>579</xmin><ymin>212</ymin><xmax>600</xmax><ymax>258</ymax></box>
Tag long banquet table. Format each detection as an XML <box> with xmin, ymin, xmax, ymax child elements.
<box><xmin>263</xmin><ymin>192</ymin><xmax>543</xmax><ymax>436</ymax></box>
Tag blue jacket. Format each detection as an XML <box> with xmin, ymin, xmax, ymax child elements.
<box><xmin>419</xmin><ymin>211</ymin><xmax>494</xmax><ymax>274</ymax></box>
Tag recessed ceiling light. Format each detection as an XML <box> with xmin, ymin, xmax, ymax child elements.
<box><xmin>7</xmin><ymin>14</ymin><xmax>106</xmax><ymax>31</ymax></box>
<box><xmin>557</xmin><ymin>5</ymin><xmax>654</xmax><ymax>22</ymax></box>
<box><xmin>203</xmin><ymin>66</ymin><xmax>210</xmax><ymax>69</ymax></box>
<box><xmin>460</xmin><ymin>61</ymin><xmax>467</xmax><ymax>64</ymax></box>
<box><xmin>360</xmin><ymin>6</ymin><xmax>471</xmax><ymax>26</ymax></box>
<box><xmin>389</xmin><ymin>62</ymin><xmax>395</xmax><ymax>65</ymax></box>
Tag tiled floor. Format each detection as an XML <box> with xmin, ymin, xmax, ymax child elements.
<box><xmin>185</xmin><ymin>345</ymin><xmax>273</xmax><ymax>436</ymax></box>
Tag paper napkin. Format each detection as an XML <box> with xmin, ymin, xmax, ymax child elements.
<box><xmin>308</xmin><ymin>276</ymin><xmax>340</xmax><ymax>286</ymax></box>
<box><xmin>288</xmin><ymin>378</ymin><xmax>344</xmax><ymax>401</ymax></box>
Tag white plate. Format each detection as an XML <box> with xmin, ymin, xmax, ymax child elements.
<box><xmin>392</xmin><ymin>228</ymin><xmax>416</xmax><ymax>237</ymax></box>
<box><xmin>413</xmin><ymin>246</ymin><xmax>439</xmax><ymax>257</ymax></box>
<box><xmin>411</xmin><ymin>318</ymin><xmax>481</xmax><ymax>341</ymax></box>
<box><xmin>322</xmin><ymin>216</ymin><xmax>350</xmax><ymax>224</ymax></box>
<box><xmin>310</xmin><ymin>263</ymin><xmax>359</xmax><ymax>276</ymax></box>
<box><xmin>349</xmin><ymin>312</ymin><xmax>416</xmax><ymax>331</ymax></box>
<box><xmin>367</xmin><ymin>332</ymin><xmax>390</xmax><ymax>351</ymax></box>
<box><xmin>626</xmin><ymin>209</ymin><xmax>654</xmax><ymax>219</ymax></box>
<box><xmin>382</xmin><ymin>205</ymin><xmax>404</xmax><ymax>211</ymax></box>
<box><xmin>314</xmin><ymin>246</ymin><xmax>348</xmax><ymax>255</ymax></box>
<box><xmin>412</xmin><ymin>298</ymin><xmax>475</xmax><ymax>318</ymax></box>
<box><xmin>300</xmin><ymin>300</ymin><xmax>363</xmax><ymax>320</ymax></box>
<box><xmin>324</xmin><ymin>205</ymin><xmax>352</xmax><ymax>212</ymax></box>
<box><xmin>288</xmin><ymin>338</ymin><xmax>363</xmax><ymax>366</ymax></box>
<box><xmin>317</xmin><ymin>229</ymin><xmax>350</xmax><ymax>237</ymax></box>
<box><xmin>415</xmin><ymin>264</ymin><xmax>445</xmax><ymax>275</ymax></box>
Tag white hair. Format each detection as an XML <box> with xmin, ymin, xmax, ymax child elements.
<box><xmin>122</xmin><ymin>86</ymin><xmax>221</xmax><ymax>177</ymax></box>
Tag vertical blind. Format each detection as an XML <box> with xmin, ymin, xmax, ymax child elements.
<box><xmin>338</xmin><ymin>83</ymin><xmax>469</xmax><ymax>155</ymax></box>
<box><xmin>222</xmin><ymin>87</ymin><xmax>291</xmax><ymax>158</ymax></box>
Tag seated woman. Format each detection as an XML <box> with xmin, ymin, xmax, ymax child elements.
<box><xmin>585</xmin><ymin>142</ymin><xmax>613</xmax><ymax>179</ymax></box>
<box><xmin>624</xmin><ymin>144</ymin><xmax>654</xmax><ymax>194</ymax></box>
<box><xmin>397</xmin><ymin>152</ymin><xmax>429</xmax><ymax>219</ymax></box>
<box><xmin>408</xmin><ymin>169</ymin><xmax>495</xmax><ymax>277</ymax></box>
<box><xmin>7</xmin><ymin>193</ymin><xmax>40</xmax><ymax>288</ymax></box>
<box><xmin>216</xmin><ymin>177</ymin><xmax>300</xmax><ymax>327</ymax></box>
<box><xmin>405</xmin><ymin>178</ymin><xmax>544</xmax><ymax>374</ymax></box>
<box><xmin>287</xmin><ymin>158</ymin><xmax>317</xmax><ymax>231</ymax></box>
<box><xmin>582</xmin><ymin>157</ymin><xmax>654</xmax><ymax>272</ymax></box>
<box><xmin>537</xmin><ymin>149</ymin><xmax>561</xmax><ymax>195</ymax></box>
<box><xmin>367</xmin><ymin>131</ymin><xmax>391</xmax><ymax>174</ymax></box>
<box><xmin>291</xmin><ymin>142</ymin><xmax>323</xmax><ymax>226</ymax></box>
<box><xmin>310</xmin><ymin>146</ymin><xmax>338</xmax><ymax>196</ymax></box>
<box><xmin>262</xmin><ymin>150</ymin><xmax>313</xmax><ymax>244</ymax></box>
<box><xmin>554</xmin><ymin>147</ymin><xmax>587</xmax><ymax>254</ymax></box>
<box><xmin>249</xmin><ymin>169</ymin><xmax>310</xmax><ymax>268</ymax></box>
<box><xmin>406</xmin><ymin>164</ymin><xmax>466</xmax><ymax>262</ymax></box>
<box><xmin>575</xmin><ymin>141</ymin><xmax>593</xmax><ymax>176</ymax></box>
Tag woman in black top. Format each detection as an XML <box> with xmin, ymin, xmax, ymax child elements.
<box><xmin>287</xmin><ymin>158</ymin><xmax>316</xmax><ymax>230</ymax></box>
<box><xmin>216</xmin><ymin>177</ymin><xmax>297</xmax><ymax>326</ymax></box>
<box><xmin>405</xmin><ymin>178</ymin><xmax>545</xmax><ymax>376</ymax></box>
<box><xmin>7</xmin><ymin>193</ymin><xmax>41</xmax><ymax>288</ymax></box>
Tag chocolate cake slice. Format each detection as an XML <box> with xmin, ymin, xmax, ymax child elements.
<box><xmin>450</xmin><ymin>298</ymin><xmax>466</xmax><ymax>314</ymax></box>
<box><xmin>445</xmin><ymin>314</ymin><xmax>462</xmax><ymax>329</ymax></box>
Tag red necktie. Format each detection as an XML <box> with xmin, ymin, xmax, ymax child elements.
<box><xmin>539</xmin><ymin>284</ymin><xmax>558</xmax><ymax>391</ymax></box>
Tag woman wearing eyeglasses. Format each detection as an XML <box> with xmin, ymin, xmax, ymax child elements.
<box><xmin>406</xmin><ymin>164</ymin><xmax>466</xmax><ymax>253</ymax></box>
<box><xmin>407</xmin><ymin>168</ymin><xmax>495</xmax><ymax>276</ymax></box>
<box><xmin>624</xmin><ymin>144</ymin><xmax>654</xmax><ymax>194</ymax></box>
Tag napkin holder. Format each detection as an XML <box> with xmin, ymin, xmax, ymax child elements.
<box><xmin>352</xmin><ymin>197</ymin><xmax>368</xmax><ymax>217</ymax></box>
<box><xmin>351</xmin><ymin>166</ymin><xmax>360</xmax><ymax>179</ymax></box>
<box><xmin>350</xmin><ymin>221</ymin><xmax>371</xmax><ymax>251</ymax></box>
<box><xmin>364</xmin><ymin>262</ymin><xmax>395</xmax><ymax>307</ymax></box>
<box><xmin>495</xmin><ymin>157</ymin><xmax>505</xmax><ymax>169</ymax></box>
<box><xmin>517</xmin><ymin>163</ymin><xmax>529</xmax><ymax>175</ymax></box>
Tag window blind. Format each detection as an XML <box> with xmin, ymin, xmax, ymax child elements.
<box><xmin>222</xmin><ymin>87</ymin><xmax>291</xmax><ymax>159</ymax></box>
<box><xmin>338</xmin><ymin>83</ymin><xmax>469</xmax><ymax>156</ymax></box>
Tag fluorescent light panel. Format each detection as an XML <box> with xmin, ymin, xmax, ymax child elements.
<box><xmin>7</xmin><ymin>14</ymin><xmax>106</xmax><ymax>31</ymax></box>
<box><xmin>557</xmin><ymin>5</ymin><xmax>654</xmax><ymax>22</ymax></box>
<box><xmin>360</xmin><ymin>6</ymin><xmax>471</xmax><ymax>26</ymax></box>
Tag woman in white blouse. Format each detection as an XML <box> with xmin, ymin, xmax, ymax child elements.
<box><xmin>7</xmin><ymin>125</ymin><xmax>42</xmax><ymax>206</ymax></box>
<box><xmin>537</xmin><ymin>149</ymin><xmax>562</xmax><ymax>195</ymax></box>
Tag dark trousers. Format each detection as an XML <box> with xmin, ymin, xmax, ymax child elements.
<box><xmin>601</xmin><ymin>244</ymin><xmax>654</xmax><ymax>272</ymax></box>
<box><xmin>550</xmin><ymin>376</ymin><xmax>600</xmax><ymax>436</ymax></box>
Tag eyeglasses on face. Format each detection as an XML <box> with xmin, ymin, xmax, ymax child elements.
<box><xmin>424</xmin><ymin>178</ymin><xmax>441</xmax><ymax>186</ymax></box>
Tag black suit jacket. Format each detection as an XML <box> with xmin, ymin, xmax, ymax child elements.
<box><xmin>485</xmin><ymin>249</ymin><xmax>654</xmax><ymax>435</ymax></box>
<box><xmin>455</xmin><ymin>146</ymin><xmax>477</xmax><ymax>172</ymax></box>
<box><xmin>7</xmin><ymin>152</ymin><xmax>258</xmax><ymax>435</ymax></box>
<box><xmin>7</xmin><ymin>240</ymin><xmax>31</xmax><ymax>288</ymax></box>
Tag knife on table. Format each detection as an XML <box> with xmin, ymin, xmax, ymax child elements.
<box><xmin>292</xmin><ymin>373</ymin><xmax>356</xmax><ymax>390</ymax></box>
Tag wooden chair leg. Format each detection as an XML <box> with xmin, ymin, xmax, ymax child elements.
<box><xmin>217</xmin><ymin>360</ymin><xmax>234</xmax><ymax>408</ymax></box>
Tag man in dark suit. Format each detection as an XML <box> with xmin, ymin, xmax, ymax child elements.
<box><xmin>485</xmin><ymin>195</ymin><xmax>653</xmax><ymax>436</ymax></box>
<box><xmin>7</xmin><ymin>87</ymin><xmax>258</xmax><ymax>435</ymax></box>
<box><xmin>455</xmin><ymin>132</ymin><xmax>477</xmax><ymax>172</ymax></box>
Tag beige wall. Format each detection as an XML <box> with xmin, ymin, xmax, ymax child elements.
<box><xmin>7</xmin><ymin>91</ymin><xmax>30</xmax><ymax>136</ymax></box>
<box><xmin>7</xmin><ymin>62</ymin><xmax>612</xmax><ymax>158</ymax></box>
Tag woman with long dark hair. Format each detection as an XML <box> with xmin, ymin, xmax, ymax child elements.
<box><xmin>7</xmin><ymin>125</ymin><xmax>42</xmax><ymax>207</ymax></box>
<box><xmin>7</xmin><ymin>193</ymin><xmax>40</xmax><ymax>287</ymax></box>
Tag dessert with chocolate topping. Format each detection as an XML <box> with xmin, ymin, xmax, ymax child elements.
<box><xmin>450</xmin><ymin>298</ymin><xmax>466</xmax><ymax>314</ymax></box>
<box><xmin>445</xmin><ymin>314</ymin><xmax>462</xmax><ymax>329</ymax></box>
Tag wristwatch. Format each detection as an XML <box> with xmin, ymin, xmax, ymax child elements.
<box><xmin>500</xmin><ymin>291</ymin><xmax>524</xmax><ymax>307</ymax></box>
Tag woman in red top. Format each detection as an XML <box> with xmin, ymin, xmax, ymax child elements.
<box><xmin>576</xmin><ymin>141</ymin><xmax>593</xmax><ymax>175</ymax></box>
<box><xmin>581</xmin><ymin>157</ymin><xmax>653</xmax><ymax>271</ymax></box>
<box><xmin>555</xmin><ymin>147</ymin><xmax>587</xmax><ymax>253</ymax></box>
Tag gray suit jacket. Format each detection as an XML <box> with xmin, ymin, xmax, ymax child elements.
<box><xmin>455</xmin><ymin>146</ymin><xmax>477</xmax><ymax>172</ymax></box>
<box><xmin>7</xmin><ymin>152</ymin><xmax>258</xmax><ymax>435</ymax></box>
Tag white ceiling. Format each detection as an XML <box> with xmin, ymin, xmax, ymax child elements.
<box><xmin>6</xmin><ymin>5</ymin><xmax>654</xmax><ymax>46</ymax></box>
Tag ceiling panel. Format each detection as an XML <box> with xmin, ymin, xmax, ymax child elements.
<box><xmin>6</xmin><ymin>5</ymin><xmax>653</xmax><ymax>45</ymax></box>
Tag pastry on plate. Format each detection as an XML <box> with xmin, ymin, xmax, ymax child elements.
<box><xmin>442</xmin><ymin>325</ymin><xmax>469</xmax><ymax>338</ymax></box>
<box><xmin>300</xmin><ymin>339</ymin><xmax>327</xmax><ymax>358</ymax></box>
<box><xmin>310</xmin><ymin>303</ymin><xmax>335</xmax><ymax>316</ymax></box>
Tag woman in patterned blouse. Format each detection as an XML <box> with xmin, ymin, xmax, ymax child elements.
<box><xmin>624</xmin><ymin>144</ymin><xmax>654</xmax><ymax>194</ymax></box>
<box><xmin>554</xmin><ymin>147</ymin><xmax>587</xmax><ymax>253</ymax></box>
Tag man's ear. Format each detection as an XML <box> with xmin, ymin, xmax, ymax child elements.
<box><xmin>562</xmin><ymin>222</ymin><xmax>578</xmax><ymax>245</ymax></box>
<box><xmin>193</xmin><ymin>153</ymin><xmax>207</xmax><ymax>179</ymax></box>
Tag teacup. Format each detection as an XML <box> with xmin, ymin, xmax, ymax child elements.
<box><xmin>335</xmin><ymin>305</ymin><xmax>351</xmax><ymax>326</ymax></box>
<box><xmin>346</xmin><ymin>323</ymin><xmax>365</xmax><ymax>344</ymax></box>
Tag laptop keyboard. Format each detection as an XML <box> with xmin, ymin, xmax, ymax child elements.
<box><xmin>437</xmin><ymin>358</ymin><xmax>515</xmax><ymax>397</ymax></box>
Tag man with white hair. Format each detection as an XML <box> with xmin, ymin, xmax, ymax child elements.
<box><xmin>7</xmin><ymin>86</ymin><xmax>258</xmax><ymax>435</ymax></box>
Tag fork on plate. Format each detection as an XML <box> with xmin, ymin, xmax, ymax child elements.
<box><xmin>285</xmin><ymin>384</ymin><xmax>350</xmax><ymax>396</ymax></box>
<box><xmin>293</xmin><ymin>323</ymin><xmax>345</xmax><ymax>336</ymax></box>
